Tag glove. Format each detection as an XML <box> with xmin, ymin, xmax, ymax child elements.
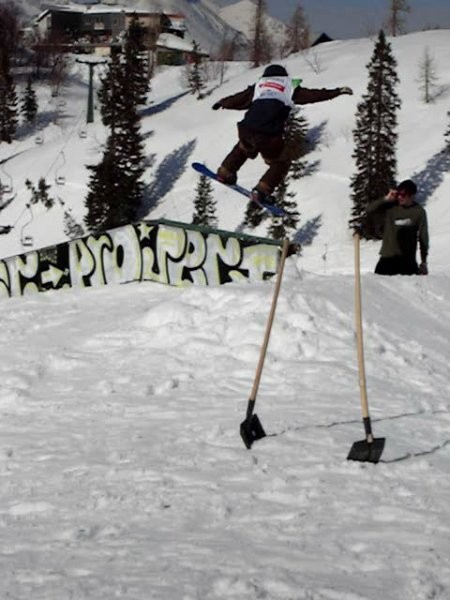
<box><xmin>418</xmin><ymin>262</ymin><xmax>428</xmax><ymax>275</ymax></box>
<box><xmin>212</xmin><ymin>102</ymin><xmax>222</xmax><ymax>110</ymax></box>
<box><xmin>339</xmin><ymin>86</ymin><xmax>353</xmax><ymax>95</ymax></box>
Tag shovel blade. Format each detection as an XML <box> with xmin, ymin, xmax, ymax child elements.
<box><xmin>347</xmin><ymin>438</ymin><xmax>386</xmax><ymax>463</ymax></box>
<box><xmin>240</xmin><ymin>414</ymin><xmax>266</xmax><ymax>449</ymax></box>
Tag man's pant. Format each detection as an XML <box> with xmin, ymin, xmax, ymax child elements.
<box><xmin>375</xmin><ymin>256</ymin><xmax>419</xmax><ymax>276</ymax></box>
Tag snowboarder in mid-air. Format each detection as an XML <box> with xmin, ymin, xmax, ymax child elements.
<box><xmin>212</xmin><ymin>64</ymin><xmax>353</xmax><ymax>204</ymax></box>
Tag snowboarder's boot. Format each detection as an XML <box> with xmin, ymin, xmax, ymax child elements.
<box><xmin>217</xmin><ymin>166</ymin><xmax>237</xmax><ymax>185</ymax></box>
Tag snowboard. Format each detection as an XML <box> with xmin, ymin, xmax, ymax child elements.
<box><xmin>191</xmin><ymin>162</ymin><xmax>286</xmax><ymax>217</ymax></box>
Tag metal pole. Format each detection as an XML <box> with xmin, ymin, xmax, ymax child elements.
<box><xmin>87</xmin><ymin>63</ymin><xmax>94</xmax><ymax>123</ymax></box>
<box><xmin>75</xmin><ymin>59</ymin><xmax>107</xmax><ymax>124</ymax></box>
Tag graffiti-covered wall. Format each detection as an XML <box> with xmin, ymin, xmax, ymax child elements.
<box><xmin>0</xmin><ymin>219</ymin><xmax>281</xmax><ymax>299</ymax></box>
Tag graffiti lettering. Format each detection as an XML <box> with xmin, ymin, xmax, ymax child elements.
<box><xmin>0</xmin><ymin>220</ymin><xmax>280</xmax><ymax>299</ymax></box>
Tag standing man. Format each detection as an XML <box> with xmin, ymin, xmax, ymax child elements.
<box><xmin>366</xmin><ymin>179</ymin><xmax>429</xmax><ymax>276</ymax></box>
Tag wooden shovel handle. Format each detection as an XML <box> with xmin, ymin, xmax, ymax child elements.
<box><xmin>249</xmin><ymin>238</ymin><xmax>290</xmax><ymax>402</ymax></box>
<box><xmin>354</xmin><ymin>232</ymin><xmax>371</xmax><ymax>427</ymax></box>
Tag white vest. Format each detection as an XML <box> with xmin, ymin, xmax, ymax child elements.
<box><xmin>252</xmin><ymin>76</ymin><xmax>295</xmax><ymax>108</ymax></box>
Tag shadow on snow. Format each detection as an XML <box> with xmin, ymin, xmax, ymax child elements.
<box><xmin>411</xmin><ymin>146</ymin><xmax>450</xmax><ymax>206</ymax></box>
<box><xmin>140</xmin><ymin>91</ymin><xmax>190</xmax><ymax>118</ymax></box>
<box><xmin>293</xmin><ymin>214</ymin><xmax>322</xmax><ymax>247</ymax></box>
<box><xmin>139</xmin><ymin>139</ymin><xmax>197</xmax><ymax>218</ymax></box>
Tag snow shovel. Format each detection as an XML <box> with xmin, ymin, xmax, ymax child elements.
<box><xmin>347</xmin><ymin>232</ymin><xmax>385</xmax><ymax>463</ymax></box>
<box><xmin>240</xmin><ymin>238</ymin><xmax>290</xmax><ymax>449</ymax></box>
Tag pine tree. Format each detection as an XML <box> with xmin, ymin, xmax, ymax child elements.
<box><xmin>85</xmin><ymin>21</ymin><xmax>147</xmax><ymax>233</ymax></box>
<box><xmin>64</xmin><ymin>210</ymin><xmax>84</xmax><ymax>239</ymax></box>
<box><xmin>123</xmin><ymin>14</ymin><xmax>149</xmax><ymax>107</ymax></box>
<box><xmin>187</xmin><ymin>41</ymin><xmax>206</xmax><ymax>99</ymax></box>
<box><xmin>0</xmin><ymin>72</ymin><xmax>18</xmax><ymax>143</ymax></box>
<box><xmin>192</xmin><ymin>174</ymin><xmax>217</xmax><ymax>227</ymax></box>
<box><xmin>21</xmin><ymin>77</ymin><xmax>38</xmax><ymax>123</ymax></box>
<box><xmin>25</xmin><ymin>178</ymin><xmax>54</xmax><ymax>209</ymax></box>
<box><xmin>97</xmin><ymin>46</ymin><xmax>123</xmax><ymax>131</ymax></box>
<box><xmin>286</xmin><ymin>4</ymin><xmax>310</xmax><ymax>55</ymax></box>
<box><xmin>268</xmin><ymin>177</ymin><xmax>300</xmax><ymax>240</ymax></box>
<box><xmin>349</xmin><ymin>30</ymin><xmax>401</xmax><ymax>237</ymax></box>
<box><xmin>418</xmin><ymin>47</ymin><xmax>439</xmax><ymax>104</ymax></box>
<box><xmin>251</xmin><ymin>0</ymin><xmax>272</xmax><ymax>67</ymax></box>
<box><xmin>243</xmin><ymin>200</ymin><xmax>265</xmax><ymax>229</ymax></box>
<box><xmin>387</xmin><ymin>0</ymin><xmax>410</xmax><ymax>37</ymax></box>
<box><xmin>0</xmin><ymin>4</ymin><xmax>19</xmax><ymax>142</ymax></box>
<box><xmin>285</xmin><ymin>110</ymin><xmax>309</xmax><ymax>180</ymax></box>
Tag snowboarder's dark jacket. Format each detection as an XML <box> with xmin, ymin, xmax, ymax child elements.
<box><xmin>366</xmin><ymin>198</ymin><xmax>429</xmax><ymax>262</ymax></box>
<box><xmin>215</xmin><ymin>85</ymin><xmax>342</xmax><ymax>136</ymax></box>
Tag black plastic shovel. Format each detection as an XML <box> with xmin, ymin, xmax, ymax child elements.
<box><xmin>347</xmin><ymin>233</ymin><xmax>385</xmax><ymax>463</ymax></box>
<box><xmin>240</xmin><ymin>239</ymin><xmax>290</xmax><ymax>449</ymax></box>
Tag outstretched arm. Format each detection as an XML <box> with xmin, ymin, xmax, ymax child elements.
<box><xmin>293</xmin><ymin>86</ymin><xmax>353</xmax><ymax>105</ymax></box>
<box><xmin>212</xmin><ymin>85</ymin><xmax>255</xmax><ymax>111</ymax></box>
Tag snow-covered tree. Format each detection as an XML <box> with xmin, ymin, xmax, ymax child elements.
<box><xmin>0</xmin><ymin>73</ymin><xmax>18</xmax><ymax>143</ymax></box>
<box><xmin>284</xmin><ymin>110</ymin><xmax>310</xmax><ymax>180</ymax></box>
<box><xmin>85</xmin><ymin>19</ymin><xmax>147</xmax><ymax>233</ymax></box>
<box><xmin>192</xmin><ymin>174</ymin><xmax>217</xmax><ymax>227</ymax></box>
<box><xmin>63</xmin><ymin>210</ymin><xmax>84</xmax><ymax>239</ymax></box>
<box><xmin>187</xmin><ymin>40</ymin><xmax>206</xmax><ymax>99</ymax></box>
<box><xmin>123</xmin><ymin>14</ymin><xmax>149</xmax><ymax>106</ymax></box>
<box><xmin>268</xmin><ymin>177</ymin><xmax>300</xmax><ymax>241</ymax></box>
<box><xmin>21</xmin><ymin>77</ymin><xmax>38</xmax><ymax>123</ymax></box>
<box><xmin>0</xmin><ymin>4</ymin><xmax>19</xmax><ymax>143</ymax></box>
<box><xmin>349</xmin><ymin>30</ymin><xmax>401</xmax><ymax>237</ymax></box>
<box><xmin>25</xmin><ymin>177</ymin><xmax>54</xmax><ymax>210</ymax></box>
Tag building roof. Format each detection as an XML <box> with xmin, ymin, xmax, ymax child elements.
<box><xmin>156</xmin><ymin>33</ymin><xmax>194</xmax><ymax>53</ymax></box>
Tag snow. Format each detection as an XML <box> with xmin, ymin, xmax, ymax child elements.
<box><xmin>218</xmin><ymin>0</ymin><xmax>288</xmax><ymax>49</ymax></box>
<box><xmin>1</xmin><ymin>30</ymin><xmax>450</xmax><ymax>599</ymax></box>
<box><xmin>157</xmin><ymin>32</ymin><xmax>195</xmax><ymax>53</ymax></box>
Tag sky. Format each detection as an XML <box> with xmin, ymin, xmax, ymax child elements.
<box><xmin>219</xmin><ymin>0</ymin><xmax>450</xmax><ymax>39</ymax></box>
<box><xmin>1</xmin><ymin>30</ymin><xmax>450</xmax><ymax>598</ymax></box>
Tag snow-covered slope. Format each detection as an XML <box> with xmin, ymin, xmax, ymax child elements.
<box><xmin>1</xmin><ymin>244</ymin><xmax>450</xmax><ymax>599</ymax></box>
<box><xmin>1</xmin><ymin>30</ymin><xmax>449</xmax><ymax>274</ymax></box>
<box><xmin>1</xmin><ymin>30</ymin><xmax>450</xmax><ymax>600</ymax></box>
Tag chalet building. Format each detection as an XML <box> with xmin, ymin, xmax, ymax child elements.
<box><xmin>31</xmin><ymin>2</ymin><xmax>202</xmax><ymax>63</ymax></box>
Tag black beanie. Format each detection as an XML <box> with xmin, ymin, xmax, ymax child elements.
<box><xmin>263</xmin><ymin>64</ymin><xmax>288</xmax><ymax>77</ymax></box>
<box><xmin>396</xmin><ymin>179</ymin><xmax>417</xmax><ymax>196</ymax></box>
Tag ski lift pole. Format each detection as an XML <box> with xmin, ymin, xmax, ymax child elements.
<box><xmin>75</xmin><ymin>59</ymin><xmax>107</xmax><ymax>124</ymax></box>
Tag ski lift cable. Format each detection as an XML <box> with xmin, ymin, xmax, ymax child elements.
<box><xmin>0</xmin><ymin>162</ymin><xmax>14</xmax><ymax>193</ymax></box>
<box><xmin>43</xmin><ymin>106</ymin><xmax>85</xmax><ymax>181</ymax></box>
<box><xmin>19</xmin><ymin>203</ymin><xmax>34</xmax><ymax>247</ymax></box>
<box><xmin>12</xmin><ymin>203</ymin><xmax>33</xmax><ymax>228</ymax></box>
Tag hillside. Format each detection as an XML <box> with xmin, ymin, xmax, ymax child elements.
<box><xmin>1</xmin><ymin>30</ymin><xmax>450</xmax><ymax>599</ymax></box>
<box><xmin>1</xmin><ymin>30</ymin><xmax>449</xmax><ymax>272</ymax></box>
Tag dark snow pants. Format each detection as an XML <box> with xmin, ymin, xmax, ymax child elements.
<box><xmin>220</xmin><ymin>124</ymin><xmax>291</xmax><ymax>194</ymax></box>
<box><xmin>375</xmin><ymin>256</ymin><xmax>419</xmax><ymax>276</ymax></box>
